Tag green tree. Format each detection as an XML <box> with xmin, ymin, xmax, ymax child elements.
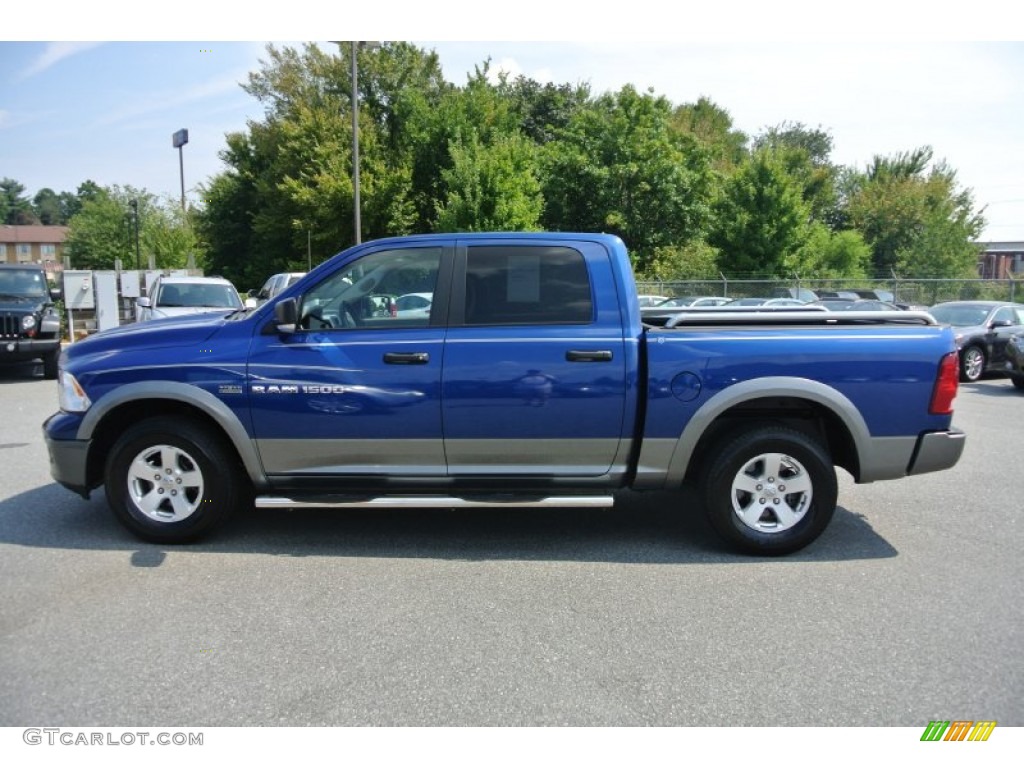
<box><xmin>710</xmin><ymin>149</ymin><xmax>811</xmax><ymax>277</ymax></box>
<box><xmin>200</xmin><ymin>41</ymin><xmax>451</xmax><ymax>288</ymax></box>
<box><xmin>58</xmin><ymin>180</ymin><xmax>103</xmax><ymax>223</ymax></box>
<box><xmin>542</xmin><ymin>85</ymin><xmax>714</xmax><ymax>272</ymax></box>
<box><xmin>845</xmin><ymin>146</ymin><xmax>985</xmax><ymax>277</ymax></box>
<box><xmin>639</xmin><ymin>240</ymin><xmax>722</xmax><ymax>281</ymax></box>
<box><xmin>1</xmin><ymin>178</ymin><xmax>37</xmax><ymax>224</ymax></box>
<box><xmin>435</xmin><ymin>131</ymin><xmax>543</xmax><ymax>232</ymax></box>
<box><xmin>671</xmin><ymin>97</ymin><xmax>748</xmax><ymax>173</ymax></box>
<box><xmin>502</xmin><ymin>76</ymin><xmax>592</xmax><ymax>145</ymax></box>
<box><xmin>65</xmin><ymin>186</ymin><xmax>201</xmax><ymax>270</ymax></box>
<box><xmin>754</xmin><ymin>122</ymin><xmax>839</xmax><ymax>226</ymax></box>
<box><xmin>895</xmin><ymin>205</ymin><xmax>982</xmax><ymax>279</ymax></box>
<box><xmin>33</xmin><ymin>188</ymin><xmax>63</xmax><ymax>225</ymax></box>
<box><xmin>788</xmin><ymin>224</ymin><xmax>871</xmax><ymax>279</ymax></box>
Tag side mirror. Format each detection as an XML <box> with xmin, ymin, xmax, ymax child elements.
<box><xmin>136</xmin><ymin>297</ymin><xmax>152</xmax><ymax>308</ymax></box>
<box><xmin>247</xmin><ymin>288</ymin><xmax>259</xmax><ymax>298</ymax></box>
<box><xmin>990</xmin><ymin>319</ymin><xmax>1013</xmax><ymax>329</ymax></box>
<box><xmin>275</xmin><ymin>298</ymin><xmax>297</xmax><ymax>334</ymax></box>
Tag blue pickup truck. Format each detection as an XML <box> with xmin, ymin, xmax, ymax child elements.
<box><xmin>43</xmin><ymin>233</ymin><xmax>965</xmax><ymax>554</ymax></box>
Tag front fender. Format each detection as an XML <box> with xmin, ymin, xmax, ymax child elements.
<box><xmin>78</xmin><ymin>381</ymin><xmax>266</xmax><ymax>488</ymax></box>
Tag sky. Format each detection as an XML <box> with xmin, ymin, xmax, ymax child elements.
<box><xmin>3</xmin><ymin>4</ymin><xmax>1023</xmax><ymax>243</ymax></box>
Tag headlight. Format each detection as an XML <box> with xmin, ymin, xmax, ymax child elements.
<box><xmin>22</xmin><ymin>315</ymin><xmax>36</xmax><ymax>330</ymax></box>
<box><xmin>58</xmin><ymin>371</ymin><xmax>92</xmax><ymax>413</ymax></box>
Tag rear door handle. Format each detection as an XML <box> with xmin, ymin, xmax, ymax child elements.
<box><xmin>566</xmin><ymin>350</ymin><xmax>613</xmax><ymax>362</ymax></box>
<box><xmin>383</xmin><ymin>352</ymin><xmax>430</xmax><ymax>365</ymax></box>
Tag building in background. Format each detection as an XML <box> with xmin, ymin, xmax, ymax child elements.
<box><xmin>977</xmin><ymin>241</ymin><xmax>1024</xmax><ymax>279</ymax></box>
<box><xmin>0</xmin><ymin>225</ymin><xmax>69</xmax><ymax>281</ymax></box>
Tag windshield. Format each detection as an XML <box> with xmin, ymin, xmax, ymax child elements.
<box><xmin>0</xmin><ymin>269</ymin><xmax>47</xmax><ymax>298</ymax></box>
<box><xmin>929</xmin><ymin>305</ymin><xmax>991</xmax><ymax>327</ymax></box>
<box><xmin>157</xmin><ymin>282</ymin><xmax>242</xmax><ymax>308</ymax></box>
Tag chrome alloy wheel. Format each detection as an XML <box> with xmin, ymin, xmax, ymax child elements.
<box><xmin>962</xmin><ymin>347</ymin><xmax>984</xmax><ymax>381</ymax></box>
<box><xmin>729</xmin><ymin>452</ymin><xmax>813</xmax><ymax>533</ymax></box>
<box><xmin>126</xmin><ymin>444</ymin><xmax>205</xmax><ymax>523</ymax></box>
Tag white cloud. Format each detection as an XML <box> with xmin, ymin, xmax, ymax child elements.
<box><xmin>483</xmin><ymin>57</ymin><xmax>556</xmax><ymax>86</ymax></box>
<box><xmin>18</xmin><ymin>42</ymin><xmax>104</xmax><ymax>80</ymax></box>
<box><xmin>0</xmin><ymin>108</ymin><xmax>55</xmax><ymax>131</ymax></box>
<box><xmin>95</xmin><ymin>68</ymin><xmax>253</xmax><ymax>128</ymax></box>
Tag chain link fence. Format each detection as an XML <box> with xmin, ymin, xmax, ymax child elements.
<box><xmin>635</xmin><ymin>277</ymin><xmax>1019</xmax><ymax>307</ymax></box>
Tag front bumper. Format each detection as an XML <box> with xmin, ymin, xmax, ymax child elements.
<box><xmin>907</xmin><ymin>429</ymin><xmax>967</xmax><ymax>476</ymax></box>
<box><xmin>1</xmin><ymin>337</ymin><xmax>60</xmax><ymax>363</ymax></box>
<box><xmin>43</xmin><ymin>418</ymin><xmax>92</xmax><ymax>499</ymax></box>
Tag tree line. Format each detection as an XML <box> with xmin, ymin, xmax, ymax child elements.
<box><xmin>9</xmin><ymin>42</ymin><xmax>986</xmax><ymax>289</ymax></box>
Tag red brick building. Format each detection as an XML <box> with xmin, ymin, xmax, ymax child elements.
<box><xmin>977</xmin><ymin>241</ymin><xmax>1024</xmax><ymax>278</ymax></box>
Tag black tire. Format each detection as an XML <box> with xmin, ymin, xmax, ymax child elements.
<box><xmin>42</xmin><ymin>347</ymin><xmax>59</xmax><ymax>380</ymax></box>
<box><xmin>104</xmin><ymin>417</ymin><xmax>242</xmax><ymax>543</ymax></box>
<box><xmin>959</xmin><ymin>346</ymin><xmax>985</xmax><ymax>382</ymax></box>
<box><xmin>1012</xmin><ymin>376</ymin><xmax>1024</xmax><ymax>392</ymax></box>
<box><xmin>701</xmin><ymin>424</ymin><xmax>837</xmax><ymax>556</ymax></box>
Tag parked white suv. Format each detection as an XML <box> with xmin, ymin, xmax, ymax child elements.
<box><xmin>136</xmin><ymin>276</ymin><xmax>244</xmax><ymax>322</ymax></box>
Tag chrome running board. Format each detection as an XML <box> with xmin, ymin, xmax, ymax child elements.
<box><xmin>255</xmin><ymin>494</ymin><xmax>615</xmax><ymax>510</ymax></box>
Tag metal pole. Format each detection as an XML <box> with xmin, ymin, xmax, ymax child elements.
<box><xmin>351</xmin><ymin>41</ymin><xmax>361</xmax><ymax>245</ymax></box>
<box><xmin>133</xmin><ymin>200</ymin><xmax>141</xmax><ymax>270</ymax></box>
<box><xmin>178</xmin><ymin>146</ymin><xmax>186</xmax><ymax>213</ymax></box>
<box><xmin>307</xmin><ymin>228</ymin><xmax>312</xmax><ymax>271</ymax></box>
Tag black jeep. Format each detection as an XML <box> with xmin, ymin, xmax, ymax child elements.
<box><xmin>0</xmin><ymin>263</ymin><xmax>62</xmax><ymax>379</ymax></box>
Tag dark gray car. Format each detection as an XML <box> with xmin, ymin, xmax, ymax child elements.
<box><xmin>928</xmin><ymin>300</ymin><xmax>1024</xmax><ymax>382</ymax></box>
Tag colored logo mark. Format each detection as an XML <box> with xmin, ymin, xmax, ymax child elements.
<box><xmin>920</xmin><ymin>720</ymin><xmax>997</xmax><ymax>742</ymax></box>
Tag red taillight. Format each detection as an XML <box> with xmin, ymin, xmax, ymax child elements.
<box><xmin>930</xmin><ymin>352</ymin><xmax>959</xmax><ymax>415</ymax></box>
<box><xmin>389</xmin><ymin>301</ymin><xmax>397</xmax><ymax>318</ymax></box>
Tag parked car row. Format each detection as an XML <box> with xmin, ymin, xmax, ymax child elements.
<box><xmin>927</xmin><ymin>300</ymin><xmax>1024</xmax><ymax>383</ymax></box>
<box><xmin>640</xmin><ymin>294</ymin><xmax>1024</xmax><ymax>390</ymax></box>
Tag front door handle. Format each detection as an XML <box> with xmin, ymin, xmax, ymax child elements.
<box><xmin>383</xmin><ymin>352</ymin><xmax>430</xmax><ymax>365</ymax></box>
<box><xmin>566</xmin><ymin>350</ymin><xmax>613</xmax><ymax>362</ymax></box>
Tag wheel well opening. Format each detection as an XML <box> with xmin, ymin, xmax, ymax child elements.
<box><xmin>682</xmin><ymin>396</ymin><xmax>860</xmax><ymax>484</ymax></box>
<box><xmin>86</xmin><ymin>400</ymin><xmax>244</xmax><ymax>490</ymax></box>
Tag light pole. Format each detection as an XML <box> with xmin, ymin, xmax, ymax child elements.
<box><xmin>172</xmin><ymin>128</ymin><xmax>189</xmax><ymax>213</ymax></box>
<box><xmin>351</xmin><ymin>42</ymin><xmax>361</xmax><ymax>245</ymax></box>
<box><xmin>129</xmin><ymin>199</ymin><xmax>141</xmax><ymax>270</ymax></box>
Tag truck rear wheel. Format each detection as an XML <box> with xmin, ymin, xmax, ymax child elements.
<box><xmin>104</xmin><ymin>417</ymin><xmax>241</xmax><ymax>543</ymax></box>
<box><xmin>702</xmin><ymin>425</ymin><xmax>837</xmax><ymax>556</ymax></box>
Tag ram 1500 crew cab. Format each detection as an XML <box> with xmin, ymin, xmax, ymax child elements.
<box><xmin>44</xmin><ymin>233</ymin><xmax>965</xmax><ymax>554</ymax></box>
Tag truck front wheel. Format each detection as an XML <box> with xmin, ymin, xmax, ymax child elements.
<box><xmin>702</xmin><ymin>425</ymin><xmax>837</xmax><ymax>556</ymax></box>
<box><xmin>104</xmin><ymin>417</ymin><xmax>241</xmax><ymax>543</ymax></box>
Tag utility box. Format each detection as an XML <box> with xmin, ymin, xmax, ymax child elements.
<box><xmin>63</xmin><ymin>271</ymin><xmax>95</xmax><ymax>310</ymax></box>
<box><xmin>144</xmin><ymin>271</ymin><xmax>162</xmax><ymax>297</ymax></box>
<box><xmin>94</xmin><ymin>271</ymin><xmax>120</xmax><ymax>331</ymax></box>
<box><xmin>120</xmin><ymin>271</ymin><xmax>142</xmax><ymax>299</ymax></box>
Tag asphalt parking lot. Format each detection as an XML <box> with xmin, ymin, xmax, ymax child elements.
<box><xmin>0</xmin><ymin>360</ymin><xmax>1021</xmax><ymax>726</ymax></box>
